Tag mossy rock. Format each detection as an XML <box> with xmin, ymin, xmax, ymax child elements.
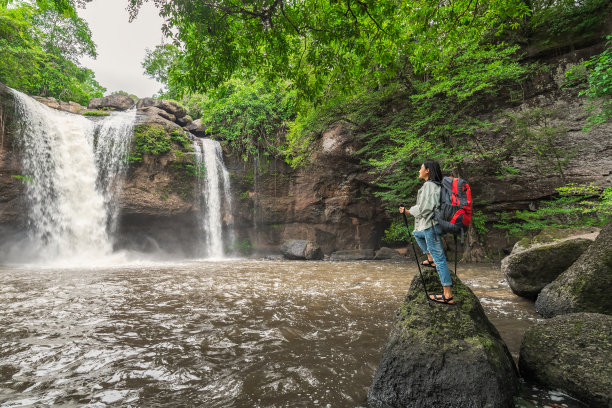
<box><xmin>519</xmin><ymin>313</ymin><xmax>612</xmax><ymax>408</ymax></box>
<box><xmin>501</xmin><ymin>238</ymin><xmax>593</xmax><ymax>299</ymax></box>
<box><xmin>536</xmin><ymin>221</ymin><xmax>612</xmax><ymax>318</ymax></box>
<box><xmin>367</xmin><ymin>272</ymin><xmax>519</xmax><ymax>408</ymax></box>
<box><xmin>515</xmin><ymin>226</ymin><xmax>599</xmax><ymax>250</ymax></box>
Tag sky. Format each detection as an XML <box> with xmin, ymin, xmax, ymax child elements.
<box><xmin>78</xmin><ymin>0</ymin><xmax>166</xmax><ymax>98</ymax></box>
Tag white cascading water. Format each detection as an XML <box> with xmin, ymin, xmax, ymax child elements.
<box><xmin>10</xmin><ymin>89</ymin><xmax>135</xmax><ymax>263</ymax></box>
<box><xmin>92</xmin><ymin>109</ymin><xmax>136</xmax><ymax>236</ymax></box>
<box><xmin>193</xmin><ymin>138</ymin><xmax>234</xmax><ymax>258</ymax></box>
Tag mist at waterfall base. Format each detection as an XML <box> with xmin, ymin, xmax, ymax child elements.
<box><xmin>1</xmin><ymin>90</ymin><xmax>233</xmax><ymax>266</ymax></box>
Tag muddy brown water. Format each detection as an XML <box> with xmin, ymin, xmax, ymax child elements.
<box><xmin>0</xmin><ymin>260</ymin><xmax>587</xmax><ymax>407</ymax></box>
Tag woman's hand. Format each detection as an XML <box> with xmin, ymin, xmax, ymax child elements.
<box><xmin>399</xmin><ymin>206</ymin><xmax>409</xmax><ymax>215</ymax></box>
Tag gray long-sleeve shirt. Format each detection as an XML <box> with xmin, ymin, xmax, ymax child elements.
<box><xmin>409</xmin><ymin>181</ymin><xmax>440</xmax><ymax>232</ymax></box>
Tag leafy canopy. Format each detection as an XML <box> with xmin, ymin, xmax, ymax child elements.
<box><xmin>0</xmin><ymin>0</ymin><xmax>104</xmax><ymax>104</ymax></box>
<box><xmin>128</xmin><ymin>0</ymin><xmax>530</xmax><ymax>102</ymax></box>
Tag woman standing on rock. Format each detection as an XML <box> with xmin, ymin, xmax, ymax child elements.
<box><xmin>399</xmin><ymin>160</ymin><xmax>454</xmax><ymax>304</ymax></box>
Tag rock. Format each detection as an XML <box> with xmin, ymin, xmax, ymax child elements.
<box><xmin>280</xmin><ymin>239</ymin><xmax>324</xmax><ymax>260</ymax></box>
<box><xmin>32</xmin><ymin>96</ymin><xmax>86</xmax><ymax>114</ymax></box>
<box><xmin>368</xmin><ymin>273</ymin><xmax>519</xmax><ymax>408</ymax></box>
<box><xmin>501</xmin><ymin>227</ymin><xmax>597</xmax><ymax>299</ymax></box>
<box><xmin>374</xmin><ymin>247</ymin><xmax>404</xmax><ymax>260</ymax></box>
<box><xmin>176</xmin><ymin>115</ymin><xmax>193</xmax><ymax>127</ymax></box>
<box><xmin>139</xmin><ymin>105</ymin><xmax>176</xmax><ymax>122</ymax></box>
<box><xmin>519</xmin><ymin>313</ymin><xmax>612</xmax><ymax>408</ymax></box>
<box><xmin>535</xmin><ymin>221</ymin><xmax>612</xmax><ymax>318</ymax></box>
<box><xmin>184</xmin><ymin>118</ymin><xmax>206</xmax><ymax>137</ymax></box>
<box><xmin>135</xmin><ymin>107</ymin><xmax>182</xmax><ymax>133</ymax></box>
<box><xmin>330</xmin><ymin>249</ymin><xmax>375</xmax><ymax>261</ymax></box>
<box><xmin>88</xmin><ymin>94</ymin><xmax>135</xmax><ymax>111</ymax></box>
<box><xmin>136</xmin><ymin>97</ymin><xmax>186</xmax><ymax>118</ymax></box>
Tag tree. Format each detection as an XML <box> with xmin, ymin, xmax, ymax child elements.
<box><xmin>0</xmin><ymin>0</ymin><xmax>104</xmax><ymax>105</ymax></box>
<box><xmin>141</xmin><ymin>43</ymin><xmax>181</xmax><ymax>98</ymax></box>
<box><xmin>128</xmin><ymin>0</ymin><xmax>530</xmax><ymax>102</ymax></box>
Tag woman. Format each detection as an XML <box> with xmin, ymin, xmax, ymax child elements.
<box><xmin>399</xmin><ymin>160</ymin><xmax>454</xmax><ymax>305</ymax></box>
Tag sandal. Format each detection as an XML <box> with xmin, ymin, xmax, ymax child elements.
<box><xmin>421</xmin><ymin>259</ymin><xmax>436</xmax><ymax>268</ymax></box>
<box><xmin>429</xmin><ymin>294</ymin><xmax>455</xmax><ymax>305</ymax></box>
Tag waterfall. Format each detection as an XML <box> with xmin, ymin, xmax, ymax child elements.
<box><xmin>193</xmin><ymin>138</ymin><xmax>234</xmax><ymax>258</ymax></box>
<box><xmin>10</xmin><ymin>89</ymin><xmax>135</xmax><ymax>262</ymax></box>
<box><xmin>92</xmin><ymin>110</ymin><xmax>136</xmax><ymax>236</ymax></box>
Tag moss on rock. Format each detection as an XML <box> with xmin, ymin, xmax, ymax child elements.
<box><xmin>368</xmin><ymin>272</ymin><xmax>519</xmax><ymax>408</ymax></box>
<box><xmin>519</xmin><ymin>313</ymin><xmax>612</xmax><ymax>408</ymax></box>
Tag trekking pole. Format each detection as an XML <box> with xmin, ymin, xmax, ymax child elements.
<box><xmin>401</xmin><ymin>211</ymin><xmax>431</xmax><ymax>304</ymax></box>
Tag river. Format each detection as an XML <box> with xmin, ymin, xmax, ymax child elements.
<box><xmin>0</xmin><ymin>260</ymin><xmax>588</xmax><ymax>407</ymax></box>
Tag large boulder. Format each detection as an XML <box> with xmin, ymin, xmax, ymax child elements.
<box><xmin>33</xmin><ymin>96</ymin><xmax>86</xmax><ymax>114</ymax></box>
<box><xmin>280</xmin><ymin>239</ymin><xmax>323</xmax><ymax>260</ymax></box>
<box><xmin>368</xmin><ymin>272</ymin><xmax>519</xmax><ymax>408</ymax></box>
<box><xmin>135</xmin><ymin>107</ymin><xmax>182</xmax><ymax>133</ymax></box>
<box><xmin>501</xmin><ymin>227</ymin><xmax>597</xmax><ymax>299</ymax></box>
<box><xmin>519</xmin><ymin>313</ymin><xmax>612</xmax><ymax>408</ymax></box>
<box><xmin>88</xmin><ymin>94</ymin><xmax>135</xmax><ymax>111</ymax></box>
<box><xmin>535</xmin><ymin>222</ymin><xmax>612</xmax><ymax>318</ymax></box>
<box><xmin>136</xmin><ymin>97</ymin><xmax>186</xmax><ymax>119</ymax></box>
<box><xmin>184</xmin><ymin>118</ymin><xmax>206</xmax><ymax>137</ymax></box>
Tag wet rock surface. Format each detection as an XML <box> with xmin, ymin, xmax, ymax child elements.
<box><xmin>280</xmin><ymin>239</ymin><xmax>324</xmax><ymax>260</ymax></box>
<box><xmin>535</xmin><ymin>221</ymin><xmax>612</xmax><ymax>318</ymax></box>
<box><xmin>519</xmin><ymin>312</ymin><xmax>612</xmax><ymax>408</ymax></box>
<box><xmin>501</xmin><ymin>227</ymin><xmax>597</xmax><ymax>299</ymax></box>
<box><xmin>368</xmin><ymin>272</ymin><xmax>519</xmax><ymax>408</ymax></box>
<box><xmin>330</xmin><ymin>249</ymin><xmax>375</xmax><ymax>261</ymax></box>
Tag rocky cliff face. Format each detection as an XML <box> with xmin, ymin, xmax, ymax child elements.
<box><xmin>0</xmin><ymin>85</ymin><xmax>26</xmax><ymax>248</ymax></box>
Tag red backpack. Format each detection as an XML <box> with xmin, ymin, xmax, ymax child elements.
<box><xmin>435</xmin><ymin>176</ymin><xmax>472</xmax><ymax>237</ymax></box>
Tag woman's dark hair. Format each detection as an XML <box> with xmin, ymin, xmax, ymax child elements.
<box><xmin>423</xmin><ymin>159</ymin><xmax>443</xmax><ymax>183</ymax></box>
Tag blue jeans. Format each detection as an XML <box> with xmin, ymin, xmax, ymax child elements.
<box><xmin>413</xmin><ymin>225</ymin><xmax>452</xmax><ymax>287</ymax></box>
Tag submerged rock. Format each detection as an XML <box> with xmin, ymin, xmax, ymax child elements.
<box><xmin>535</xmin><ymin>221</ymin><xmax>612</xmax><ymax>318</ymax></box>
<box><xmin>368</xmin><ymin>272</ymin><xmax>519</xmax><ymax>408</ymax></box>
<box><xmin>501</xmin><ymin>228</ymin><xmax>597</xmax><ymax>299</ymax></box>
<box><xmin>519</xmin><ymin>313</ymin><xmax>612</xmax><ymax>408</ymax></box>
<box><xmin>330</xmin><ymin>249</ymin><xmax>375</xmax><ymax>261</ymax></box>
<box><xmin>280</xmin><ymin>239</ymin><xmax>323</xmax><ymax>260</ymax></box>
<box><xmin>374</xmin><ymin>247</ymin><xmax>405</xmax><ymax>260</ymax></box>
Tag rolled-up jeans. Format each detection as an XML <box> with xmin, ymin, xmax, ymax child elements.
<box><xmin>413</xmin><ymin>225</ymin><xmax>452</xmax><ymax>287</ymax></box>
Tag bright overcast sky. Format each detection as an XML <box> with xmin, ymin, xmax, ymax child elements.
<box><xmin>78</xmin><ymin>0</ymin><xmax>166</xmax><ymax>98</ymax></box>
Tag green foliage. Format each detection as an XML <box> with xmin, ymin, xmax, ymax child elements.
<box><xmin>129</xmin><ymin>0</ymin><xmax>530</xmax><ymax>103</ymax></box>
<box><xmin>230</xmin><ymin>238</ymin><xmax>253</xmax><ymax>255</ymax></box>
<box><xmin>82</xmin><ymin>110</ymin><xmax>110</xmax><ymax>117</ymax></box>
<box><xmin>563</xmin><ymin>64</ymin><xmax>589</xmax><ymax>88</ymax></box>
<box><xmin>197</xmin><ymin>78</ymin><xmax>296</xmax><ymax>161</ymax></box>
<box><xmin>130</xmin><ymin>124</ymin><xmax>171</xmax><ymax>162</ymax></box>
<box><xmin>504</xmin><ymin>108</ymin><xmax>573</xmax><ymax>182</ymax></box>
<box><xmin>169</xmin><ymin>128</ymin><xmax>192</xmax><ymax>150</ymax></box>
<box><xmin>528</xmin><ymin>0</ymin><xmax>610</xmax><ymax>45</ymax></box>
<box><xmin>382</xmin><ymin>218</ymin><xmax>410</xmax><ymax>245</ymax></box>
<box><xmin>471</xmin><ymin>210</ymin><xmax>489</xmax><ymax>238</ymax></box>
<box><xmin>141</xmin><ymin>43</ymin><xmax>181</xmax><ymax>98</ymax></box>
<box><xmin>494</xmin><ymin>183</ymin><xmax>611</xmax><ymax>237</ymax></box>
<box><xmin>0</xmin><ymin>1</ymin><xmax>104</xmax><ymax>105</ymax></box>
<box><xmin>581</xmin><ymin>35</ymin><xmax>612</xmax><ymax>128</ymax></box>
<box><xmin>12</xmin><ymin>174</ymin><xmax>34</xmax><ymax>183</ymax></box>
